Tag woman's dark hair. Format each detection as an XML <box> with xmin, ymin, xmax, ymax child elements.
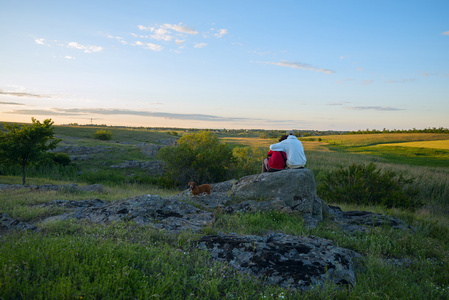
<box><xmin>279</xmin><ymin>135</ymin><xmax>288</xmax><ymax>142</ymax></box>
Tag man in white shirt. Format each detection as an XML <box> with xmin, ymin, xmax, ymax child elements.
<box><xmin>269</xmin><ymin>130</ymin><xmax>306</xmax><ymax>169</ymax></box>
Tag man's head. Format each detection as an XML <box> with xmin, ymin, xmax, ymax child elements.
<box><xmin>286</xmin><ymin>130</ymin><xmax>295</xmax><ymax>136</ymax></box>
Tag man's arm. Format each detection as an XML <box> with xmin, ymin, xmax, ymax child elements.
<box><xmin>269</xmin><ymin>141</ymin><xmax>286</xmax><ymax>151</ymax></box>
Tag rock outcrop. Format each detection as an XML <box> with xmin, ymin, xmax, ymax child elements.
<box><xmin>328</xmin><ymin>205</ymin><xmax>412</xmax><ymax>233</ymax></box>
<box><xmin>137</xmin><ymin>143</ymin><xmax>165</xmax><ymax>157</ymax></box>
<box><xmin>44</xmin><ymin>195</ymin><xmax>215</xmax><ymax>233</ymax></box>
<box><xmin>0</xmin><ymin>184</ymin><xmax>105</xmax><ymax>193</ymax></box>
<box><xmin>0</xmin><ymin>213</ymin><xmax>38</xmax><ymax>232</ymax></box>
<box><xmin>199</xmin><ymin>233</ymin><xmax>361</xmax><ymax>291</ymax></box>
<box><xmin>1</xmin><ymin>168</ymin><xmax>416</xmax><ymax>292</ymax></box>
<box><xmin>229</xmin><ymin>169</ymin><xmax>325</xmax><ymax>227</ymax></box>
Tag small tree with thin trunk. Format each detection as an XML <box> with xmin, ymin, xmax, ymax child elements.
<box><xmin>0</xmin><ymin>118</ymin><xmax>60</xmax><ymax>185</ymax></box>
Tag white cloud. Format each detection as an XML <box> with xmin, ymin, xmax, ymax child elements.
<box><xmin>34</xmin><ymin>38</ymin><xmax>46</xmax><ymax>45</ymax></box>
<box><xmin>259</xmin><ymin>61</ymin><xmax>335</xmax><ymax>74</ymax></box>
<box><xmin>442</xmin><ymin>31</ymin><xmax>449</xmax><ymax>35</ymax></box>
<box><xmin>194</xmin><ymin>43</ymin><xmax>207</xmax><ymax>49</ymax></box>
<box><xmin>150</xmin><ymin>34</ymin><xmax>173</xmax><ymax>41</ymax></box>
<box><xmin>163</xmin><ymin>23</ymin><xmax>198</xmax><ymax>35</ymax></box>
<box><xmin>134</xmin><ymin>41</ymin><xmax>163</xmax><ymax>51</ymax></box>
<box><xmin>64</xmin><ymin>56</ymin><xmax>74</xmax><ymax>59</ymax></box>
<box><xmin>214</xmin><ymin>29</ymin><xmax>228</xmax><ymax>38</ymax></box>
<box><xmin>175</xmin><ymin>39</ymin><xmax>185</xmax><ymax>45</ymax></box>
<box><xmin>67</xmin><ymin>42</ymin><xmax>103</xmax><ymax>53</ymax></box>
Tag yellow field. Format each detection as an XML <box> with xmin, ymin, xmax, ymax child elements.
<box><xmin>220</xmin><ymin>137</ymin><xmax>329</xmax><ymax>151</ymax></box>
<box><xmin>377</xmin><ymin>140</ymin><xmax>449</xmax><ymax>150</ymax></box>
<box><xmin>220</xmin><ymin>137</ymin><xmax>273</xmax><ymax>148</ymax></box>
<box><xmin>302</xmin><ymin>133</ymin><xmax>449</xmax><ymax>147</ymax></box>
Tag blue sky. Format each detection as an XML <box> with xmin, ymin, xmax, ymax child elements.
<box><xmin>1</xmin><ymin>0</ymin><xmax>448</xmax><ymax>131</ymax></box>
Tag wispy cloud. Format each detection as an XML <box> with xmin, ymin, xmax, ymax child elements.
<box><xmin>138</xmin><ymin>23</ymin><xmax>199</xmax><ymax>36</ymax></box>
<box><xmin>361</xmin><ymin>80</ymin><xmax>374</xmax><ymax>85</ymax></box>
<box><xmin>134</xmin><ymin>41</ymin><xmax>163</xmax><ymax>51</ymax></box>
<box><xmin>335</xmin><ymin>78</ymin><xmax>355</xmax><ymax>84</ymax></box>
<box><xmin>194</xmin><ymin>43</ymin><xmax>207</xmax><ymax>49</ymax></box>
<box><xmin>213</xmin><ymin>29</ymin><xmax>228</xmax><ymax>38</ymax></box>
<box><xmin>34</xmin><ymin>38</ymin><xmax>46</xmax><ymax>45</ymax></box>
<box><xmin>345</xmin><ymin>106</ymin><xmax>403</xmax><ymax>111</ymax></box>
<box><xmin>7</xmin><ymin>107</ymin><xmax>247</xmax><ymax>122</ymax></box>
<box><xmin>422</xmin><ymin>72</ymin><xmax>437</xmax><ymax>77</ymax></box>
<box><xmin>0</xmin><ymin>89</ymin><xmax>51</xmax><ymax>98</ymax></box>
<box><xmin>442</xmin><ymin>31</ymin><xmax>449</xmax><ymax>35</ymax></box>
<box><xmin>257</xmin><ymin>61</ymin><xmax>335</xmax><ymax>74</ymax></box>
<box><xmin>107</xmin><ymin>22</ymin><xmax>227</xmax><ymax>52</ymax></box>
<box><xmin>0</xmin><ymin>101</ymin><xmax>24</xmax><ymax>105</ymax></box>
<box><xmin>327</xmin><ymin>101</ymin><xmax>350</xmax><ymax>106</ymax></box>
<box><xmin>6</xmin><ymin>107</ymin><xmax>309</xmax><ymax>126</ymax></box>
<box><xmin>67</xmin><ymin>42</ymin><xmax>103</xmax><ymax>53</ymax></box>
<box><xmin>165</xmin><ymin>23</ymin><xmax>198</xmax><ymax>35</ymax></box>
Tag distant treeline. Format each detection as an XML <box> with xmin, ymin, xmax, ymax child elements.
<box><xmin>348</xmin><ymin>127</ymin><xmax>449</xmax><ymax>135</ymax></box>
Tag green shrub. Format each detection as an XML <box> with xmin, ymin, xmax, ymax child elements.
<box><xmin>93</xmin><ymin>129</ymin><xmax>113</xmax><ymax>140</ymax></box>
<box><xmin>157</xmin><ymin>131</ymin><xmax>234</xmax><ymax>187</ymax></box>
<box><xmin>232</xmin><ymin>146</ymin><xmax>265</xmax><ymax>178</ymax></box>
<box><xmin>46</xmin><ymin>152</ymin><xmax>72</xmax><ymax>166</ymax></box>
<box><xmin>318</xmin><ymin>163</ymin><xmax>421</xmax><ymax>209</ymax></box>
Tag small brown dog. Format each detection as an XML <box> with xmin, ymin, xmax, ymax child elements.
<box><xmin>188</xmin><ymin>181</ymin><xmax>212</xmax><ymax>197</ymax></box>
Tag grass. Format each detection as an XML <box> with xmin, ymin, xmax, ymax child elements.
<box><xmin>1</xmin><ymin>187</ymin><xmax>449</xmax><ymax>299</ymax></box>
<box><xmin>1</xmin><ymin>127</ymin><xmax>449</xmax><ymax>298</ymax></box>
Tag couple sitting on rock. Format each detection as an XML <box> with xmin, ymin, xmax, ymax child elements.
<box><xmin>262</xmin><ymin>130</ymin><xmax>307</xmax><ymax>173</ymax></box>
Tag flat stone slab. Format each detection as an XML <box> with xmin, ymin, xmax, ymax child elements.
<box><xmin>199</xmin><ymin>233</ymin><xmax>361</xmax><ymax>291</ymax></box>
<box><xmin>44</xmin><ymin>195</ymin><xmax>215</xmax><ymax>233</ymax></box>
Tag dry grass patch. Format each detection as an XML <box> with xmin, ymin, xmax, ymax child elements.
<box><xmin>376</xmin><ymin>140</ymin><xmax>449</xmax><ymax>150</ymax></box>
<box><xmin>304</xmin><ymin>133</ymin><xmax>449</xmax><ymax>147</ymax></box>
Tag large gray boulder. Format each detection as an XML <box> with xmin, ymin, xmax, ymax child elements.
<box><xmin>229</xmin><ymin>169</ymin><xmax>324</xmax><ymax>225</ymax></box>
<box><xmin>199</xmin><ymin>233</ymin><xmax>361</xmax><ymax>291</ymax></box>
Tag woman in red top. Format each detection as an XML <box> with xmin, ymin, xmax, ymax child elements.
<box><xmin>262</xmin><ymin>135</ymin><xmax>287</xmax><ymax>172</ymax></box>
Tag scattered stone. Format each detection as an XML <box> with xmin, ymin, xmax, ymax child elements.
<box><xmin>155</xmin><ymin>139</ymin><xmax>178</xmax><ymax>145</ymax></box>
<box><xmin>137</xmin><ymin>143</ymin><xmax>165</xmax><ymax>157</ymax></box>
<box><xmin>0</xmin><ymin>213</ymin><xmax>38</xmax><ymax>233</ymax></box>
<box><xmin>0</xmin><ymin>184</ymin><xmax>24</xmax><ymax>191</ymax></box>
<box><xmin>51</xmin><ymin>146</ymin><xmax>112</xmax><ymax>155</ymax></box>
<box><xmin>199</xmin><ymin>232</ymin><xmax>361</xmax><ymax>291</ymax></box>
<box><xmin>110</xmin><ymin>160</ymin><xmax>165</xmax><ymax>175</ymax></box>
<box><xmin>0</xmin><ymin>184</ymin><xmax>105</xmax><ymax>193</ymax></box>
<box><xmin>327</xmin><ymin>205</ymin><xmax>412</xmax><ymax>233</ymax></box>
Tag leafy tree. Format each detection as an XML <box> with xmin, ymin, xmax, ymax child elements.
<box><xmin>157</xmin><ymin>131</ymin><xmax>234</xmax><ymax>187</ymax></box>
<box><xmin>0</xmin><ymin>118</ymin><xmax>61</xmax><ymax>185</ymax></box>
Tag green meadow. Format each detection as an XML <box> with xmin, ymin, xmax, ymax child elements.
<box><xmin>1</xmin><ymin>125</ymin><xmax>449</xmax><ymax>299</ymax></box>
